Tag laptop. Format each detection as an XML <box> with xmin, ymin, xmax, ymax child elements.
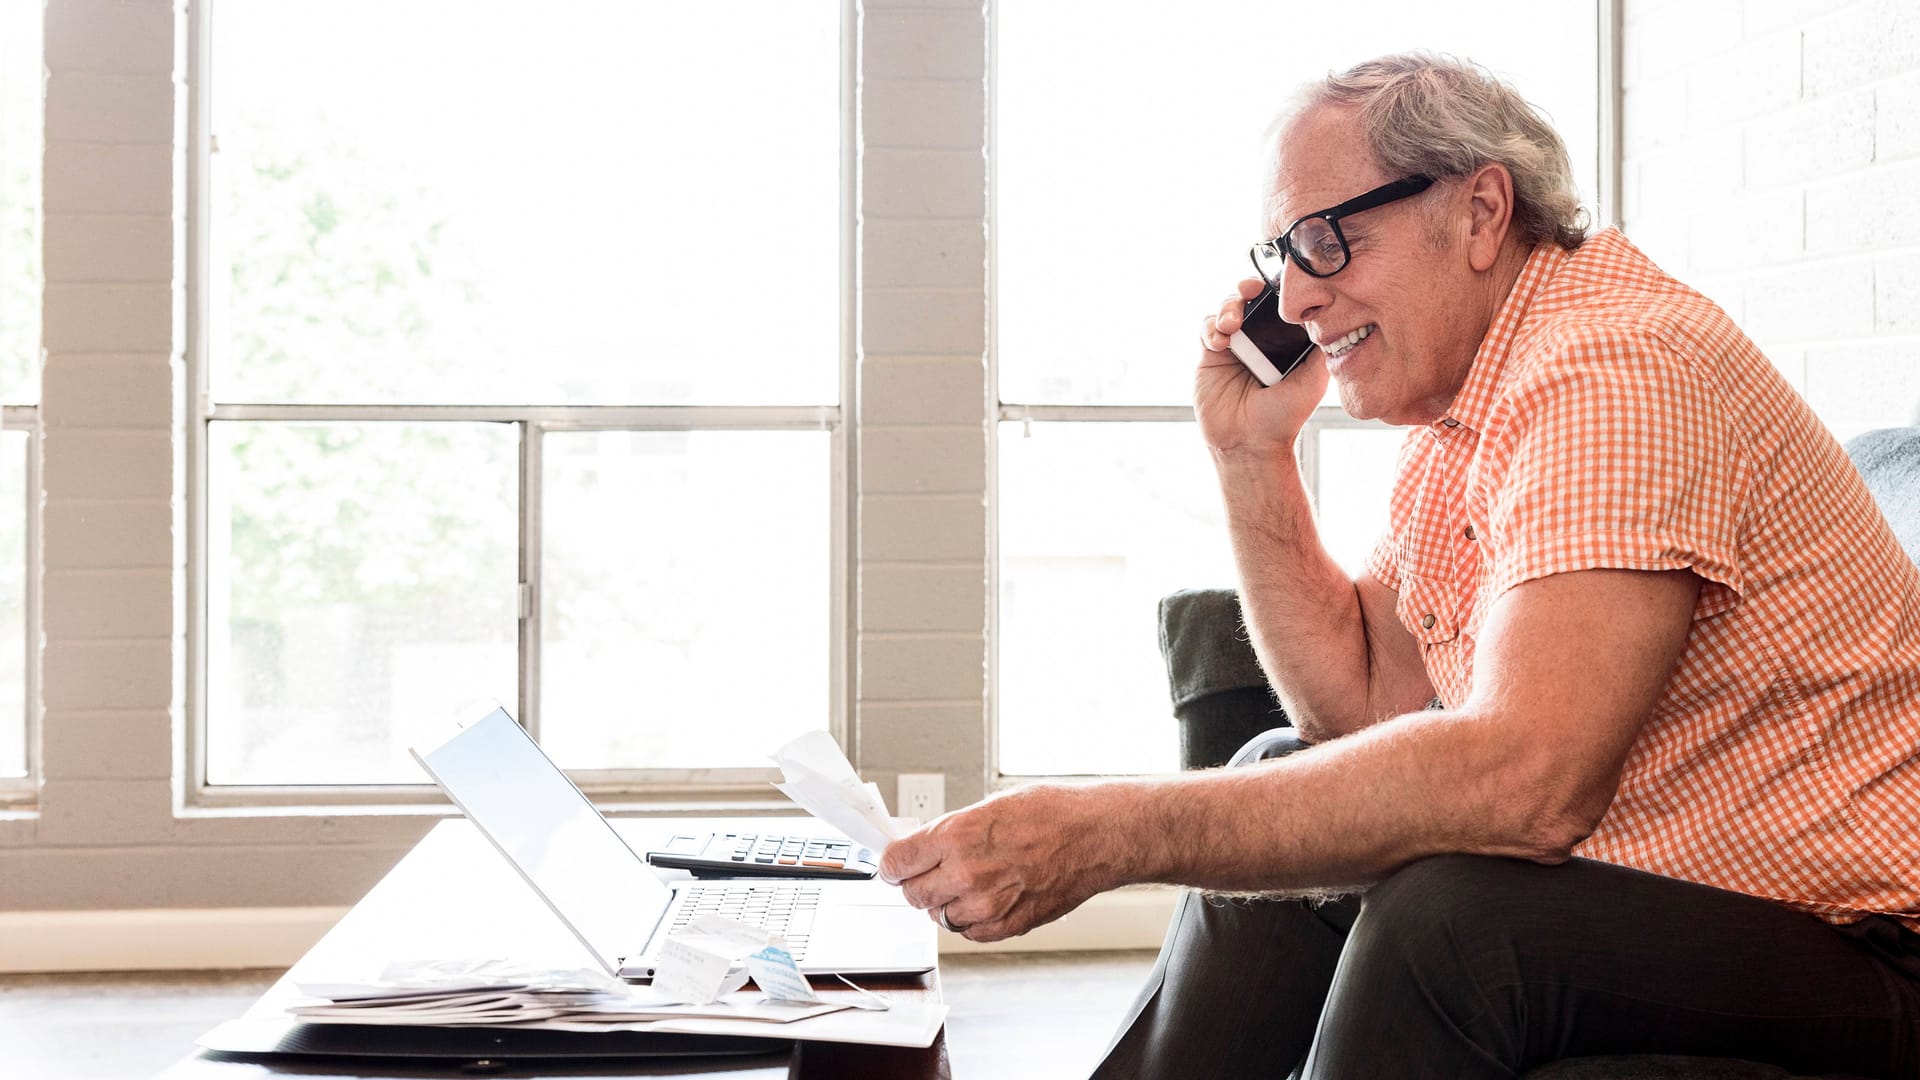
<box><xmin>410</xmin><ymin>707</ymin><xmax>937</xmax><ymax>981</ymax></box>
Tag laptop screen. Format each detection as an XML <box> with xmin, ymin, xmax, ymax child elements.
<box><xmin>412</xmin><ymin>708</ymin><xmax>671</xmax><ymax>972</ymax></box>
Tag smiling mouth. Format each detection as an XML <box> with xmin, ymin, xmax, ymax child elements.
<box><xmin>1324</xmin><ymin>324</ymin><xmax>1376</xmax><ymax>359</ymax></box>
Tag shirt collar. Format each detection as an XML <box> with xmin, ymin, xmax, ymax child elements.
<box><xmin>1432</xmin><ymin>239</ymin><xmax>1572</xmax><ymax>436</ymax></box>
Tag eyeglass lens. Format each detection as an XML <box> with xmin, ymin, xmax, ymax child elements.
<box><xmin>1253</xmin><ymin>216</ymin><xmax>1346</xmax><ymax>282</ymax></box>
<box><xmin>1289</xmin><ymin>218</ymin><xmax>1344</xmax><ymax>275</ymax></box>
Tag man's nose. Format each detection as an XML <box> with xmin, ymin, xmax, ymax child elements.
<box><xmin>1275</xmin><ymin>256</ymin><xmax>1331</xmax><ymax>327</ymax></box>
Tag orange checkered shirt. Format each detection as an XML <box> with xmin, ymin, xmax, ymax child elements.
<box><xmin>1365</xmin><ymin>228</ymin><xmax>1920</xmax><ymax>931</ymax></box>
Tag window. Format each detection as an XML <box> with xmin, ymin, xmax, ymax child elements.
<box><xmin>994</xmin><ymin>1</ymin><xmax>1602</xmax><ymax>777</ymax></box>
<box><xmin>195</xmin><ymin>1</ymin><xmax>847</xmax><ymax>794</ymax></box>
<box><xmin>0</xmin><ymin>0</ymin><xmax>42</xmax><ymax>791</ymax></box>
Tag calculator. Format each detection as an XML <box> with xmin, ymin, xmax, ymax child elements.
<box><xmin>643</xmin><ymin>831</ymin><xmax>881</xmax><ymax>880</ymax></box>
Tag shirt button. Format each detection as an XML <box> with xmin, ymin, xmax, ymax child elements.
<box><xmin>1442</xmin><ymin>418</ymin><xmax>1460</xmax><ymax>428</ymax></box>
<box><xmin>1421</xmin><ymin>613</ymin><xmax>1436</xmax><ymax>629</ymax></box>
<box><xmin>1464</xmin><ymin>525</ymin><xmax>1476</xmax><ymax>540</ymax></box>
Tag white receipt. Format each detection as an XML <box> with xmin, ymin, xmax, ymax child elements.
<box><xmin>770</xmin><ymin>730</ymin><xmax>908</xmax><ymax>854</ymax></box>
<box><xmin>653</xmin><ymin>931</ymin><xmax>749</xmax><ymax>1005</ymax></box>
<box><xmin>653</xmin><ymin>916</ymin><xmax>820</xmax><ymax>1007</ymax></box>
<box><xmin>744</xmin><ymin>945</ymin><xmax>820</xmax><ymax>1005</ymax></box>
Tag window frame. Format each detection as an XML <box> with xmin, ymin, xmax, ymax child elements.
<box><xmin>0</xmin><ymin>0</ymin><xmax>42</xmax><ymax>802</ymax></box>
<box><xmin>0</xmin><ymin>406</ymin><xmax>39</xmax><ymax>804</ymax></box>
<box><xmin>181</xmin><ymin>0</ymin><xmax>860</xmax><ymax>808</ymax></box>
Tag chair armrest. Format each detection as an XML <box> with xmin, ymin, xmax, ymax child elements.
<box><xmin>1158</xmin><ymin>588</ymin><xmax>1289</xmax><ymax>770</ymax></box>
<box><xmin>1845</xmin><ymin>425</ymin><xmax>1920</xmax><ymax>566</ymax></box>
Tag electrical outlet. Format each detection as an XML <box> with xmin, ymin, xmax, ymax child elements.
<box><xmin>895</xmin><ymin>772</ymin><xmax>945</xmax><ymax>823</ymax></box>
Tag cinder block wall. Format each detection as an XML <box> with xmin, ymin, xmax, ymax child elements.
<box><xmin>1621</xmin><ymin>0</ymin><xmax>1920</xmax><ymax>438</ymax></box>
<box><xmin>852</xmin><ymin>0</ymin><xmax>991</xmax><ymax>810</ymax></box>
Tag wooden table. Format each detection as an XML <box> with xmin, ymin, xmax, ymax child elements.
<box><xmin>156</xmin><ymin>817</ymin><xmax>949</xmax><ymax>1080</ymax></box>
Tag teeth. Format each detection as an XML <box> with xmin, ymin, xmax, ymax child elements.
<box><xmin>1327</xmin><ymin>324</ymin><xmax>1375</xmax><ymax>358</ymax></box>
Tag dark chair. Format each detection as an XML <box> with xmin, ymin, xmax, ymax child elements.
<box><xmin>1154</xmin><ymin>425</ymin><xmax>1920</xmax><ymax>1079</ymax></box>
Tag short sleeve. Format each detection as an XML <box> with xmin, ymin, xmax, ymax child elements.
<box><xmin>1365</xmin><ymin>533</ymin><xmax>1399</xmax><ymax>591</ymax></box>
<box><xmin>1475</xmin><ymin>328</ymin><xmax>1749</xmax><ymax>619</ymax></box>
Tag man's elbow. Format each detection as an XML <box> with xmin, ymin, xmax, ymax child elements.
<box><xmin>1512</xmin><ymin>827</ymin><xmax>1586</xmax><ymax>865</ymax></box>
<box><xmin>1505</xmin><ymin>795</ymin><xmax>1608</xmax><ymax>865</ymax></box>
<box><xmin>1469</xmin><ymin>757</ymin><xmax>1614</xmax><ymax>863</ymax></box>
<box><xmin>1281</xmin><ymin>696</ymin><xmax>1388</xmax><ymax>745</ymax></box>
<box><xmin>1286</xmin><ymin>714</ymin><xmax>1336</xmax><ymax>746</ymax></box>
<box><xmin>1265</xmin><ymin>690</ymin><xmax>1337</xmax><ymax>745</ymax></box>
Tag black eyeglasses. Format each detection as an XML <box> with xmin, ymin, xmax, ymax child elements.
<box><xmin>1250</xmin><ymin>175</ymin><xmax>1435</xmax><ymax>282</ymax></box>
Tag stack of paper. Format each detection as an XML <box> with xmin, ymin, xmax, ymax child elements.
<box><xmin>279</xmin><ymin>948</ymin><xmax>949</xmax><ymax>1049</ymax></box>
<box><xmin>289</xmin><ymin>982</ymin><xmax>848</xmax><ymax>1028</ymax></box>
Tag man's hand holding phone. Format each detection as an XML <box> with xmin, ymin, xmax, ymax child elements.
<box><xmin>1196</xmin><ymin>277</ymin><xmax>1329</xmax><ymax>455</ymax></box>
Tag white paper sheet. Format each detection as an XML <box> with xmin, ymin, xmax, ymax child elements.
<box><xmin>770</xmin><ymin>730</ymin><xmax>908</xmax><ymax>854</ymax></box>
<box><xmin>564</xmin><ymin>994</ymin><xmax>845</xmax><ymax>1024</ymax></box>
<box><xmin>646</xmin><ymin>1000</ymin><xmax>948</xmax><ymax>1049</ymax></box>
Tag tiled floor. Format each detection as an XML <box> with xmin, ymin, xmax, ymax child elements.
<box><xmin>0</xmin><ymin>950</ymin><xmax>1157</xmax><ymax>1079</ymax></box>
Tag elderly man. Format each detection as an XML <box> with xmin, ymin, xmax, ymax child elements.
<box><xmin>879</xmin><ymin>54</ymin><xmax>1920</xmax><ymax>1077</ymax></box>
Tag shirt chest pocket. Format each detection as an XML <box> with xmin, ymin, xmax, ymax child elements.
<box><xmin>1396</xmin><ymin>571</ymin><xmax>1468</xmax><ymax>645</ymax></box>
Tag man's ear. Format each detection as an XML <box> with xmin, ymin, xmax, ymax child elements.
<box><xmin>1463</xmin><ymin>162</ymin><xmax>1515</xmax><ymax>271</ymax></box>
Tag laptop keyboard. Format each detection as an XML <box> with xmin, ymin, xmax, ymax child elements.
<box><xmin>670</xmin><ymin>882</ymin><xmax>820</xmax><ymax>961</ymax></box>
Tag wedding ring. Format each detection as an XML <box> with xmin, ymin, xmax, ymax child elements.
<box><xmin>937</xmin><ymin>904</ymin><xmax>966</xmax><ymax>934</ymax></box>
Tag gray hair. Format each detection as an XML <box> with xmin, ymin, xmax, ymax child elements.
<box><xmin>1282</xmin><ymin>52</ymin><xmax>1589</xmax><ymax>251</ymax></box>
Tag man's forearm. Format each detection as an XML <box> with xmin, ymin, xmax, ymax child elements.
<box><xmin>1214</xmin><ymin>447</ymin><xmax>1383</xmax><ymax>740</ymax></box>
<box><xmin>1102</xmin><ymin>707</ymin><xmax>1569</xmax><ymax>894</ymax></box>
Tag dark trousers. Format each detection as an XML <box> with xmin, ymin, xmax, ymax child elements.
<box><xmin>1090</xmin><ymin>740</ymin><xmax>1920</xmax><ymax>1079</ymax></box>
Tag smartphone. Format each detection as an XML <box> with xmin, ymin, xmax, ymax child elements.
<box><xmin>1228</xmin><ymin>283</ymin><xmax>1316</xmax><ymax>386</ymax></box>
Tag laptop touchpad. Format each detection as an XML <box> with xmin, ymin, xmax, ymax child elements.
<box><xmin>808</xmin><ymin>903</ymin><xmax>937</xmax><ymax>966</ymax></box>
